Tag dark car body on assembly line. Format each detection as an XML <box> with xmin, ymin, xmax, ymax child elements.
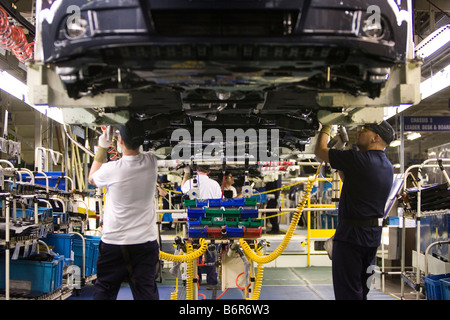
<box><xmin>34</xmin><ymin>0</ymin><xmax>413</xmax><ymax>154</ymax></box>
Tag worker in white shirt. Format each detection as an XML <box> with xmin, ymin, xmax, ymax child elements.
<box><xmin>88</xmin><ymin>119</ymin><xmax>159</xmax><ymax>300</ymax></box>
<box><xmin>220</xmin><ymin>171</ymin><xmax>239</xmax><ymax>198</ymax></box>
<box><xmin>181</xmin><ymin>164</ymin><xmax>222</xmax><ymax>199</ymax></box>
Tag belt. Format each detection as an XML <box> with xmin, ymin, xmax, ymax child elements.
<box><xmin>341</xmin><ymin>217</ymin><xmax>384</xmax><ymax>227</ymax></box>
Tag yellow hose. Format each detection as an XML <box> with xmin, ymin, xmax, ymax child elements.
<box><xmin>159</xmin><ymin>239</ymin><xmax>207</xmax><ymax>300</ymax></box>
<box><xmin>240</xmin><ymin>165</ymin><xmax>322</xmax><ymax>265</ymax></box>
<box><xmin>170</xmin><ymin>277</ymin><xmax>178</xmax><ymax>300</ymax></box>
<box><xmin>246</xmin><ymin>246</ymin><xmax>264</xmax><ymax>300</ymax></box>
<box><xmin>185</xmin><ymin>242</ymin><xmax>194</xmax><ymax>300</ymax></box>
<box><xmin>159</xmin><ymin>238</ymin><xmax>208</xmax><ymax>263</ymax></box>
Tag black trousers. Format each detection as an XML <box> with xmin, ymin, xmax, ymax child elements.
<box><xmin>332</xmin><ymin>240</ymin><xmax>378</xmax><ymax>300</ymax></box>
<box><xmin>93</xmin><ymin>240</ymin><xmax>160</xmax><ymax>300</ymax></box>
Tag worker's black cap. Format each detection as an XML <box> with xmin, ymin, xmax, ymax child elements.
<box><xmin>118</xmin><ymin>119</ymin><xmax>145</xmax><ymax>149</ymax></box>
<box><xmin>196</xmin><ymin>164</ymin><xmax>211</xmax><ymax>172</ymax></box>
<box><xmin>364</xmin><ymin>121</ymin><xmax>396</xmax><ymax>145</ymax></box>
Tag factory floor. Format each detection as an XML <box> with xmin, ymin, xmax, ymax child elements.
<box><xmin>68</xmin><ymin>223</ymin><xmax>425</xmax><ymax>301</ymax></box>
<box><xmin>67</xmin><ymin>266</ymin><xmax>420</xmax><ymax>301</ymax></box>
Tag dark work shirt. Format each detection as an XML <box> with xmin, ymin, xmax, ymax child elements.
<box><xmin>329</xmin><ymin>148</ymin><xmax>393</xmax><ymax>247</ymax></box>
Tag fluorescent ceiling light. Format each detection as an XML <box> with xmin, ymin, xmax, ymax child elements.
<box><xmin>389</xmin><ymin>140</ymin><xmax>401</xmax><ymax>147</ymax></box>
<box><xmin>0</xmin><ymin>71</ymin><xmax>29</xmax><ymax>103</ymax></box>
<box><xmin>0</xmin><ymin>70</ymin><xmax>64</xmax><ymax>124</ymax></box>
<box><xmin>415</xmin><ymin>25</ymin><xmax>450</xmax><ymax>59</ymax></box>
<box><xmin>420</xmin><ymin>63</ymin><xmax>450</xmax><ymax>100</ymax></box>
<box><xmin>406</xmin><ymin>132</ymin><xmax>421</xmax><ymax>140</ymax></box>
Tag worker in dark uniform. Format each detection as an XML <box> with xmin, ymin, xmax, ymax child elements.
<box><xmin>314</xmin><ymin>121</ymin><xmax>395</xmax><ymax>300</ymax></box>
<box><xmin>265</xmin><ymin>175</ymin><xmax>283</xmax><ymax>234</ymax></box>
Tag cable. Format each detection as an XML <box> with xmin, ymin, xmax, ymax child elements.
<box><xmin>185</xmin><ymin>242</ymin><xmax>194</xmax><ymax>300</ymax></box>
<box><xmin>239</xmin><ymin>164</ymin><xmax>322</xmax><ymax>265</ymax></box>
<box><xmin>170</xmin><ymin>277</ymin><xmax>178</xmax><ymax>300</ymax></box>
<box><xmin>159</xmin><ymin>238</ymin><xmax>208</xmax><ymax>263</ymax></box>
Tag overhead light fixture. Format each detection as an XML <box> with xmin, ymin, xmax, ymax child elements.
<box><xmin>406</xmin><ymin>132</ymin><xmax>421</xmax><ymax>140</ymax></box>
<box><xmin>0</xmin><ymin>70</ymin><xmax>64</xmax><ymax>124</ymax></box>
<box><xmin>415</xmin><ymin>25</ymin><xmax>450</xmax><ymax>59</ymax></box>
<box><xmin>389</xmin><ymin>140</ymin><xmax>401</xmax><ymax>147</ymax></box>
<box><xmin>421</xmin><ymin>63</ymin><xmax>450</xmax><ymax>100</ymax></box>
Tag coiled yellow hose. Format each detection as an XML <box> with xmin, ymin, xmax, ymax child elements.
<box><xmin>246</xmin><ymin>246</ymin><xmax>264</xmax><ymax>300</ymax></box>
<box><xmin>170</xmin><ymin>277</ymin><xmax>178</xmax><ymax>300</ymax></box>
<box><xmin>240</xmin><ymin>165</ymin><xmax>321</xmax><ymax>265</ymax></box>
<box><xmin>185</xmin><ymin>243</ymin><xmax>194</xmax><ymax>300</ymax></box>
<box><xmin>159</xmin><ymin>239</ymin><xmax>207</xmax><ymax>300</ymax></box>
<box><xmin>159</xmin><ymin>238</ymin><xmax>208</xmax><ymax>263</ymax></box>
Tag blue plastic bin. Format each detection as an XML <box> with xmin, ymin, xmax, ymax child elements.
<box><xmin>73</xmin><ymin>237</ymin><xmax>94</xmax><ymax>277</ymax></box>
<box><xmin>187</xmin><ymin>207</ymin><xmax>205</xmax><ymax>218</ymax></box>
<box><xmin>0</xmin><ymin>258</ymin><xmax>62</xmax><ymax>296</ymax></box>
<box><xmin>43</xmin><ymin>233</ymin><xmax>73</xmax><ymax>261</ymax></box>
<box><xmin>440</xmin><ymin>278</ymin><xmax>450</xmax><ymax>300</ymax></box>
<box><xmin>241</xmin><ymin>208</ymin><xmax>259</xmax><ymax>218</ymax></box>
<box><xmin>84</xmin><ymin>235</ymin><xmax>101</xmax><ymax>276</ymax></box>
<box><xmin>53</xmin><ymin>212</ymin><xmax>69</xmax><ymax>224</ymax></box>
<box><xmin>11</xmin><ymin>207</ymin><xmax>34</xmax><ymax>219</ymax></box>
<box><xmin>52</xmin><ymin>255</ymin><xmax>65</xmax><ymax>290</ymax></box>
<box><xmin>232</xmin><ymin>198</ymin><xmax>245</xmax><ymax>206</ymax></box>
<box><xmin>38</xmin><ymin>207</ymin><xmax>53</xmax><ymax>220</ymax></box>
<box><xmin>424</xmin><ymin>273</ymin><xmax>450</xmax><ymax>300</ymax></box>
<box><xmin>187</xmin><ymin>217</ymin><xmax>201</xmax><ymax>227</ymax></box>
<box><xmin>208</xmin><ymin>198</ymin><xmax>222</xmax><ymax>207</ymax></box>
<box><xmin>220</xmin><ymin>199</ymin><xmax>234</xmax><ymax>207</ymax></box>
<box><xmin>188</xmin><ymin>226</ymin><xmax>207</xmax><ymax>238</ymax></box>
<box><xmin>22</xmin><ymin>171</ymin><xmax>67</xmax><ymax>190</ymax></box>
<box><xmin>196</xmin><ymin>199</ymin><xmax>208</xmax><ymax>207</ymax></box>
<box><xmin>225</xmin><ymin>226</ymin><xmax>244</xmax><ymax>238</ymax></box>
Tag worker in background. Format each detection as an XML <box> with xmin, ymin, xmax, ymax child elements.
<box><xmin>181</xmin><ymin>164</ymin><xmax>221</xmax><ymax>286</ymax></box>
<box><xmin>220</xmin><ymin>171</ymin><xmax>240</xmax><ymax>198</ymax></box>
<box><xmin>314</xmin><ymin>121</ymin><xmax>395</xmax><ymax>300</ymax></box>
<box><xmin>157</xmin><ymin>175</ymin><xmax>173</xmax><ymax>230</ymax></box>
<box><xmin>88</xmin><ymin>119</ymin><xmax>160</xmax><ymax>300</ymax></box>
<box><xmin>181</xmin><ymin>164</ymin><xmax>222</xmax><ymax>199</ymax></box>
<box><xmin>265</xmin><ymin>176</ymin><xmax>283</xmax><ymax>234</ymax></box>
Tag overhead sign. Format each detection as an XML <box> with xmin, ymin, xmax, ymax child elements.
<box><xmin>403</xmin><ymin>116</ymin><xmax>450</xmax><ymax>132</ymax></box>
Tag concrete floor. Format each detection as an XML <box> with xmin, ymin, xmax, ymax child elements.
<box><xmin>68</xmin><ymin>266</ymin><xmax>406</xmax><ymax>300</ymax></box>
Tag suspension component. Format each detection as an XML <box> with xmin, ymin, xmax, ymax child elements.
<box><xmin>0</xmin><ymin>8</ymin><xmax>33</xmax><ymax>63</ymax></box>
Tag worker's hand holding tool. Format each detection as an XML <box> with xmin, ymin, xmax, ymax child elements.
<box><xmin>327</xmin><ymin>125</ymin><xmax>348</xmax><ymax>150</ymax></box>
<box><xmin>94</xmin><ymin>126</ymin><xmax>113</xmax><ymax>162</ymax></box>
<box><xmin>98</xmin><ymin>126</ymin><xmax>113</xmax><ymax>149</ymax></box>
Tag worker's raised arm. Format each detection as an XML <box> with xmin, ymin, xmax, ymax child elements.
<box><xmin>88</xmin><ymin>129</ymin><xmax>112</xmax><ymax>186</ymax></box>
<box><xmin>314</xmin><ymin>124</ymin><xmax>332</xmax><ymax>163</ymax></box>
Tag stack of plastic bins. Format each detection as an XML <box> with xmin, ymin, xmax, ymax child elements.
<box><xmin>187</xmin><ymin>206</ymin><xmax>206</xmax><ymax>238</ymax></box>
<box><xmin>43</xmin><ymin>233</ymin><xmax>74</xmax><ymax>266</ymax></box>
<box><xmin>240</xmin><ymin>199</ymin><xmax>261</xmax><ymax>238</ymax></box>
<box><xmin>424</xmin><ymin>273</ymin><xmax>450</xmax><ymax>300</ymax></box>
<box><xmin>241</xmin><ymin>218</ymin><xmax>263</xmax><ymax>238</ymax></box>
<box><xmin>223</xmin><ymin>208</ymin><xmax>243</xmax><ymax>237</ymax></box>
<box><xmin>204</xmin><ymin>207</ymin><xmax>224</xmax><ymax>238</ymax></box>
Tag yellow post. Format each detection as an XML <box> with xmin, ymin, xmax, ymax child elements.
<box><xmin>307</xmin><ymin>209</ymin><xmax>311</xmax><ymax>266</ymax></box>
